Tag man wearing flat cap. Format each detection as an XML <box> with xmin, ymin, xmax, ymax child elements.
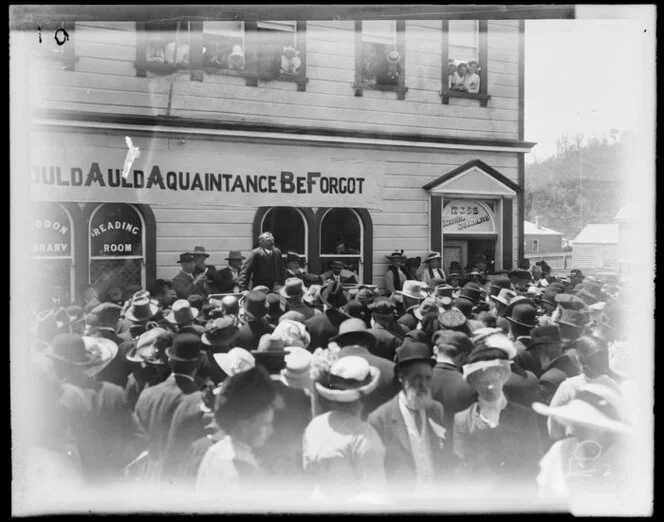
<box><xmin>238</xmin><ymin>232</ymin><xmax>286</xmax><ymax>292</ymax></box>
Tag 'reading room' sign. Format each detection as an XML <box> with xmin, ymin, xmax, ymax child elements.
<box><xmin>29</xmin><ymin>134</ymin><xmax>386</xmax><ymax>209</ymax></box>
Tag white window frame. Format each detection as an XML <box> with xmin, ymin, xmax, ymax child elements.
<box><xmin>257</xmin><ymin>20</ymin><xmax>297</xmax><ymax>47</ymax></box>
<box><xmin>260</xmin><ymin>207</ymin><xmax>308</xmax><ymax>258</ymax></box>
<box><xmin>88</xmin><ymin>203</ymin><xmax>146</xmax><ymax>288</ymax></box>
<box><xmin>319</xmin><ymin>208</ymin><xmax>364</xmax><ymax>283</ymax></box>
<box><xmin>448</xmin><ymin>20</ymin><xmax>480</xmax><ymax>63</ymax></box>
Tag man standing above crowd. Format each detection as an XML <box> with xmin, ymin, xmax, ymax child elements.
<box><xmin>239</xmin><ymin>232</ymin><xmax>286</xmax><ymax>292</ymax></box>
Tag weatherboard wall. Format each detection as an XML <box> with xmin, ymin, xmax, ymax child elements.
<box><xmin>30</xmin><ymin>20</ymin><xmax>520</xmax><ymax>142</ymax></box>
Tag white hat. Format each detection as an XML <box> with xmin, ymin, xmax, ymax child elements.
<box><xmin>213</xmin><ymin>347</ymin><xmax>255</xmax><ymax>378</ymax></box>
<box><xmin>281</xmin><ymin>346</ymin><xmax>313</xmax><ymax>391</ymax></box>
<box><xmin>314</xmin><ymin>356</ymin><xmax>380</xmax><ymax>403</ymax></box>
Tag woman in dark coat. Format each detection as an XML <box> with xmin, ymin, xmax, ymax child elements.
<box><xmin>453</xmin><ymin>329</ymin><xmax>543</xmax><ymax>496</ymax></box>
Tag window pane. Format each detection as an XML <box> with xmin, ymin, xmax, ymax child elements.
<box><xmin>203</xmin><ymin>22</ymin><xmax>244</xmax><ymax>69</ymax></box>
<box><xmin>145</xmin><ymin>21</ymin><xmax>190</xmax><ymax>67</ymax></box>
<box><xmin>90</xmin><ymin>204</ymin><xmax>143</xmax><ymax>257</ymax></box>
<box><xmin>257</xmin><ymin>26</ymin><xmax>298</xmax><ymax>77</ymax></box>
<box><xmin>90</xmin><ymin>258</ymin><xmax>143</xmax><ymax>296</ymax></box>
<box><xmin>362</xmin><ymin>41</ymin><xmax>399</xmax><ymax>87</ymax></box>
<box><xmin>363</xmin><ymin>20</ymin><xmax>396</xmax><ymax>44</ymax></box>
<box><xmin>261</xmin><ymin>207</ymin><xmax>305</xmax><ymax>254</ymax></box>
<box><xmin>31</xmin><ymin>202</ymin><xmax>72</xmax><ymax>259</ymax></box>
<box><xmin>321</xmin><ymin>256</ymin><xmax>361</xmax><ymax>278</ymax></box>
<box><xmin>320</xmin><ymin>209</ymin><xmax>361</xmax><ymax>255</ymax></box>
<box><xmin>31</xmin><ymin>259</ymin><xmax>72</xmax><ymax>306</ymax></box>
<box><xmin>257</xmin><ymin>21</ymin><xmax>296</xmax><ymax>32</ymax></box>
<box><xmin>449</xmin><ymin>20</ymin><xmax>479</xmax><ymax>63</ymax></box>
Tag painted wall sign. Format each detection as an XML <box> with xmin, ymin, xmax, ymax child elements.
<box><xmin>90</xmin><ymin>204</ymin><xmax>143</xmax><ymax>257</ymax></box>
<box><xmin>29</xmin><ymin>133</ymin><xmax>386</xmax><ymax>209</ymax></box>
<box><xmin>442</xmin><ymin>199</ymin><xmax>496</xmax><ymax>234</ymax></box>
<box><xmin>31</xmin><ymin>202</ymin><xmax>72</xmax><ymax>257</ymax></box>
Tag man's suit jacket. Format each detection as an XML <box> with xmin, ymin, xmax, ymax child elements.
<box><xmin>238</xmin><ymin>247</ymin><xmax>286</xmax><ymax>291</ymax></box>
<box><xmin>339</xmin><ymin>345</ymin><xmax>399</xmax><ymax>416</ymax></box>
<box><xmin>538</xmin><ymin>354</ymin><xmax>581</xmax><ymax>406</ymax></box>
<box><xmin>513</xmin><ymin>338</ymin><xmax>544</xmax><ymax>378</ymax></box>
<box><xmin>504</xmin><ymin>364</ymin><xmax>540</xmax><ymax>408</ymax></box>
<box><xmin>304</xmin><ymin>308</ymin><xmax>347</xmax><ymax>351</ymax></box>
<box><xmin>172</xmin><ymin>270</ymin><xmax>208</xmax><ymax>300</ymax></box>
<box><xmin>430</xmin><ymin>361</ymin><xmax>477</xmax><ymax>441</ymax></box>
<box><xmin>93</xmin><ymin>328</ymin><xmax>139</xmax><ymax>389</ymax></box>
<box><xmin>368</xmin><ymin>394</ymin><xmax>451</xmax><ymax>490</ymax></box>
<box><xmin>236</xmin><ymin>318</ymin><xmax>275</xmax><ymax>351</ymax></box>
<box><xmin>193</xmin><ymin>264</ymin><xmax>226</xmax><ymax>294</ymax></box>
<box><xmin>367</xmin><ymin>323</ymin><xmax>402</xmax><ymax>362</ymax></box>
<box><xmin>134</xmin><ymin>374</ymin><xmax>206</xmax><ymax>486</ymax></box>
<box><xmin>397</xmin><ymin>308</ymin><xmax>418</xmax><ymax>332</ymax></box>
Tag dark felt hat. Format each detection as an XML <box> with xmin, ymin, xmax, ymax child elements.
<box><xmin>368</xmin><ymin>296</ymin><xmax>396</xmax><ymax>315</ymax></box>
<box><xmin>320</xmin><ymin>281</ymin><xmax>349</xmax><ymax>309</ymax></box>
<box><xmin>554</xmin><ymin>293</ymin><xmax>587</xmax><ymax>311</ymax></box>
<box><xmin>177</xmin><ymin>253</ymin><xmax>196</xmax><ymax>264</ymax></box>
<box><xmin>396</xmin><ymin>339</ymin><xmax>435</xmax><ymax>368</ymax></box>
<box><xmin>189</xmin><ymin>246</ymin><xmax>210</xmax><ymax>258</ymax></box>
<box><xmin>556</xmin><ymin>309</ymin><xmax>588</xmax><ymax>329</ymax></box>
<box><xmin>167</xmin><ymin>332</ymin><xmax>205</xmax><ymax>361</ymax></box>
<box><xmin>458</xmin><ymin>283</ymin><xmax>482</xmax><ymax>304</ymax></box>
<box><xmin>244</xmin><ymin>291</ymin><xmax>268</xmax><ymax>319</ymax></box>
<box><xmin>529</xmin><ymin>325</ymin><xmax>562</xmax><ymax>347</ymax></box>
<box><xmin>330</xmin><ymin>318</ymin><xmax>376</xmax><ymax>351</ymax></box>
<box><xmin>452</xmin><ymin>297</ymin><xmax>474</xmax><ymax>318</ymax></box>
<box><xmin>505</xmin><ymin>302</ymin><xmax>538</xmax><ymax>329</ymax></box>
<box><xmin>89</xmin><ymin>302</ymin><xmax>122</xmax><ymax>327</ymax></box>
<box><xmin>490</xmin><ymin>275</ymin><xmax>512</xmax><ymax>291</ymax></box>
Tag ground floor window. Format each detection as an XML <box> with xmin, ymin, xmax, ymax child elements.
<box><xmin>89</xmin><ymin>203</ymin><xmax>146</xmax><ymax>296</ymax></box>
<box><xmin>254</xmin><ymin>206</ymin><xmax>373</xmax><ymax>283</ymax></box>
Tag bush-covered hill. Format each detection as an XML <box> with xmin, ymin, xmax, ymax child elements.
<box><xmin>525</xmin><ymin>131</ymin><xmax>629</xmax><ymax>240</ymax></box>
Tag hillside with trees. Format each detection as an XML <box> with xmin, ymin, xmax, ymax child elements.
<box><xmin>525</xmin><ymin>130</ymin><xmax>629</xmax><ymax>241</ymax></box>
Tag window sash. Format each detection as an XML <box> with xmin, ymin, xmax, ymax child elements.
<box><xmin>362</xmin><ymin>20</ymin><xmax>397</xmax><ymax>44</ymax></box>
<box><xmin>257</xmin><ymin>20</ymin><xmax>296</xmax><ymax>32</ymax></box>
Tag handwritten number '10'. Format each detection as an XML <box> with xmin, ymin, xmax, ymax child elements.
<box><xmin>38</xmin><ymin>26</ymin><xmax>70</xmax><ymax>46</ymax></box>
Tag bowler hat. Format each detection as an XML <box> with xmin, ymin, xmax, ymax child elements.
<box><xmin>320</xmin><ymin>281</ymin><xmax>349</xmax><ymax>309</ymax></box>
<box><xmin>244</xmin><ymin>291</ymin><xmax>267</xmax><ymax>319</ymax></box>
<box><xmin>502</xmin><ymin>296</ymin><xmax>538</xmax><ymax>319</ymax></box>
<box><xmin>330</xmin><ymin>318</ymin><xmax>376</xmax><ymax>351</ymax></box>
<box><xmin>537</xmin><ymin>289</ymin><xmax>559</xmax><ymax>311</ymax></box>
<box><xmin>167</xmin><ymin>333</ymin><xmax>204</xmax><ymax>362</ymax></box>
<box><xmin>345</xmin><ymin>300</ymin><xmax>364</xmax><ymax>320</ymax></box>
<box><xmin>452</xmin><ymin>297</ymin><xmax>474</xmax><ymax>318</ymax></box>
<box><xmin>396</xmin><ymin>339</ymin><xmax>435</xmax><ymax>368</ymax></box>
<box><xmin>90</xmin><ymin>302</ymin><xmax>122</xmax><ymax>327</ymax></box>
<box><xmin>166</xmin><ymin>299</ymin><xmax>200</xmax><ymax>325</ymax></box>
<box><xmin>177</xmin><ymin>253</ymin><xmax>196</xmax><ymax>264</ymax></box>
<box><xmin>459</xmin><ymin>284</ymin><xmax>482</xmax><ymax>304</ymax></box>
<box><xmin>47</xmin><ymin>333</ymin><xmax>118</xmax><ymax>377</ymax></box>
<box><xmin>505</xmin><ymin>302</ymin><xmax>538</xmax><ymax>329</ymax></box>
<box><xmin>201</xmin><ymin>316</ymin><xmax>241</xmax><ymax>346</ymax></box>
<box><xmin>187</xmin><ymin>294</ymin><xmax>204</xmax><ymax>311</ymax></box>
<box><xmin>225</xmin><ymin>250</ymin><xmax>245</xmax><ymax>261</ymax></box>
<box><xmin>280</xmin><ymin>278</ymin><xmax>306</xmax><ymax>298</ymax></box>
<box><xmin>529</xmin><ymin>325</ymin><xmax>562</xmax><ymax>348</ymax></box>
<box><xmin>189</xmin><ymin>246</ymin><xmax>210</xmax><ymax>258</ymax></box>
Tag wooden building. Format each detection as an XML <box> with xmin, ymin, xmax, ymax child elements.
<box><xmin>19</xmin><ymin>7</ymin><xmax>546</xmax><ymax>299</ymax></box>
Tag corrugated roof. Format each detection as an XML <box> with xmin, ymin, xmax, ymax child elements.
<box><xmin>523</xmin><ymin>220</ymin><xmax>562</xmax><ymax>236</ymax></box>
<box><xmin>571</xmin><ymin>224</ymin><xmax>619</xmax><ymax>244</ymax></box>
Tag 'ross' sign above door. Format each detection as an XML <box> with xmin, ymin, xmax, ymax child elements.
<box><xmin>442</xmin><ymin>199</ymin><xmax>496</xmax><ymax>234</ymax></box>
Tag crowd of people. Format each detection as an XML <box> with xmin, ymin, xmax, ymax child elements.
<box><xmin>19</xmin><ymin>231</ymin><xmax>640</xmax><ymax>512</ymax></box>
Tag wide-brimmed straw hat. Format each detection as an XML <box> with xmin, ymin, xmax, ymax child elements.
<box><xmin>396</xmin><ymin>281</ymin><xmax>429</xmax><ymax>300</ymax></box>
<box><xmin>491</xmin><ymin>288</ymin><xmax>518</xmax><ymax>308</ymax></box>
<box><xmin>532</xmin><ymin>383</ymin><xmax>631</xmax><ymax>434</ymax></box>
<box><xmin>424</xmin><ymin>251</ymin><xmax>442</xmax><ymax>263</ymax></box>
<box><xmin>201</xmin><ymin>316</ymin><xmax>241</xmax><ymax>346</ymax></box>
<box><xmin>414</xmin><ymin>298</ymin><xmax>440</xmax><ymax>321</ymax></box>
<box><xmin>46</xmin><ymin>333</ymin><xmax>118</xmax><ymax>377</ymax></box>
<box><xmin>166</xmin><ymin>299</ymin><xmax>200</xmax><ymax>325</ymax></box>
<box><xmin>385</xmin><ymin>250</ymin><xmax>406</xmax><ymax>261</ymax></box>
<box><xmin>213</xmin><ymin>347</ymin><xmax>256</xmax><ymax>377</ymax></box>
<box><xmin>330</xmin><ymin>318</ymin><xmax>377</xmax><ymax>351</ymax></box>
<box><xmin>280</xmin><ymin>277</ymin><xmax>306</xmax><ymax>298</ymax></box>
<box><xmin>126</xmin><ymin>327</ymin><xmax>170</xmax><ymax>365</ymax></box>
<box><xmin>124</xmin><ymin>294</ymin><xmax>161</xmax><ymax>322</ymax></box>
<box><xmin>315</xmin><ymin>356</ymin><xmax>380</xmax><ymax>403</ymax></box>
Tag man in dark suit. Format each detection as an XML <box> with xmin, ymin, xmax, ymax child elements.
<box><xmin>236</xmin><ymin>291</ymin><xmax>275</xmax><ymax>351</ymax></box>
<box><xmin>304</xmin><ymin>281</ymin><xmax>349</xmax><ymax>351</ymax></box>
<box><xmin>134</xmin><ymin>333</ymin><xmax>208</xmax><ymax>487</ymax></box>
<box><xmin>368</xmin><ymin>340</ymin><xmax>451</xmax><ymax>493</ymax></box>
<box><xmin>172</xmin><ymin>252</ymin><xmax>209</xmax><ymax>300</ymax></box>
<box><xmin>332</xmin><ymin>318</ymin><xmax>399</xmax><ymax>417</ymax></box>
<box><xmin>367</xmin><ymin>298</ymin><xmax>402</xmax><ymax>362</ymax></box>
<box><xmin>238</xmin><ymin>232</ymin><xmax>286</xmax><ymax>292</ymax></box>
<box><xmin>430</xmin><ymin>330</ymin><xmax>477</xmax><ymax>445</ymax></box>
<box><xmin>320</xmin><ymin>260</ymin><xmax>358</xmax><ymax>285</ymax></box>
<box><xmin>190</xmin><ymin>246</ymin><xmax>225</xmax><ymax>295</ymax></box>
<box><xmin>216</xmin><ymin>250</ymin><xmax>246</xmax><ymax>293</ymax></box>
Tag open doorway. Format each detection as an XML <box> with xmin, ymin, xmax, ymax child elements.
<box><xmin>467</xmin><ymin>238</ymin><xmax>496</xmax><ymax>273</ymax></box>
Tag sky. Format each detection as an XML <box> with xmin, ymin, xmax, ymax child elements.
<box><xmin>524</xmin><ymin>6</ymin><xmax>655</xmax><ymax>163</ymax></box>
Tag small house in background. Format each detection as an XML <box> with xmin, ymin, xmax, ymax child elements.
<box><xmin>570</xmin><ymin>223</ymin><xmax>619</xmax><ymax>272</ymax></box>
<box><xmin>614</xmin><ymin>202</ymin><xmax>635</xmax><ymax>277</ymax></box>
<box><xmin>524</xmin><ymin>217</ymin><xmax>562</xmax><ymax>254</ymax></box>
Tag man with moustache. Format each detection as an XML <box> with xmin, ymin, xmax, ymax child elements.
<box><xmin>368</xmin><ymin>339</ymin><xmax>450</xmax><ymax>493</ymax></box>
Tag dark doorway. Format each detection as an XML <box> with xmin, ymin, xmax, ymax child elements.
<box><xmin>466</xmin><ymin>238</ymin><xmax>496</xmax><ymax>274</ymax></box>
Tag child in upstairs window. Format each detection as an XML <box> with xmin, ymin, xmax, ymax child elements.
<box><xmin>452</xmin><ymin>62</ymin><xmax>468</xmax><ymax>91</ymax></box>
<box><xmin>448</xmin><ymin>60</ymin><xmax>459</xmax><ymax>89</ymax></box>
<box><xmin>462</xmin><ymin>60</ymin><xmax>480</xmax><ymax>94</ymax></box>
